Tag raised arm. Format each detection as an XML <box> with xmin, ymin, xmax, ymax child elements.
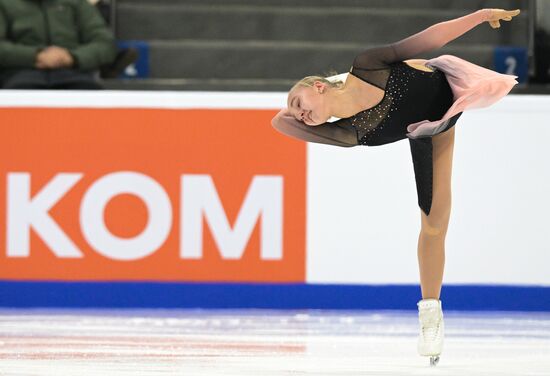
<box><xmin>271</xmin><ymin>109</ymin><xmax>358</xmax><ymax>147</ymax></box>
<box><xmin>353</xmin><ymin>9</ymin><xmax>520</xmax><ymax>69</ymax></box>
<box><xmin>390</xmin><ymin>9</ymin><xmax>521</xmax><ymax>61</ymax></box>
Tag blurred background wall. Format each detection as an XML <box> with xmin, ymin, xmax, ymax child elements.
<box><xmin>102</xmin><ymin>0</ymin><xmax>545</xmax><ymax>91</ymax></box>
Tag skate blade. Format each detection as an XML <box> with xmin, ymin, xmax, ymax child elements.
<box><xmin>430</xmin><ymin>356</ymin><xmax>440</xmax><ymax>367</ymax></box>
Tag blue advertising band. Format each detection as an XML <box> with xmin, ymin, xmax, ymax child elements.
<box><xmin>0</xmin><ymin>281</ymin><xmax>549</xmax><ymax>312</ymax></box>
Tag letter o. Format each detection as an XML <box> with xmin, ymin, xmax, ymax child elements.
<box><xmin>80</xmin><ymin>172</ymin><xmax>172</xmax><ymax>260</ymax></box>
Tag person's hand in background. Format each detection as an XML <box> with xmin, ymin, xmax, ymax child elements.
<box><xmin>35</xmin><ymin>46</ymin><xmax>75</xmax><ymax>69</ymax></box>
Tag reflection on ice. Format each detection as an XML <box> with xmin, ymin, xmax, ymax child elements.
<box><xmin>0</xmin><ymin>309</ymin><xmax>549</xmax><ymax>375</ymax></box>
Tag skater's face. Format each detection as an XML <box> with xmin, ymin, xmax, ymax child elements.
<box><xmin>287</xmin><ymin>82</ymin><xmax>331</xmax><ymax>126</ymax></box>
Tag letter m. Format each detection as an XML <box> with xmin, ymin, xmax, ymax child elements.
<box><xmin>181</xmin><ymin>175</ymin><xmax>283</xmax><ymax>260</ymax></box>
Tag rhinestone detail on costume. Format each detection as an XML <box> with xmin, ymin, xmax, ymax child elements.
<box><xmin>352</xmin><ymin>63</ymin><xmax>411</xmax><ymax>145</ymax></box>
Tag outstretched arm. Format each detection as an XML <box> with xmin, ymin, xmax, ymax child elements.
<box><xmin>391</xmin><ymin>9</ymin><xmax>520</xmax><ymax>61</ymax></box>
<box><xmin>353</xmin><ymin>9</ymin><xmax>521</xmax><ymax>69</ymax></box>
<box><xmin>271</xmin><ymin>109</ymin><xmax>358</xmax><ymax>147</ymax></box>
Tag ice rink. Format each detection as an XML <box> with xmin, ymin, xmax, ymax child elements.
<box><xmin>0</xmin><ymin>309</ymin><xmax>549</xmax><ymax>376</ymax></box>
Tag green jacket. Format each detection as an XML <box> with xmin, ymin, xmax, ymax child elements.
<box><xmin>0</xmin><ymin>0</ymin><xmax>117</xmax><ymax>71</ymax></box>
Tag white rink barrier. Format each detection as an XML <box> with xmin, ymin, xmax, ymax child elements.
<box><xmin>0</xmin><ymin>91</ymin><xmax>548</xmax><ymax>310</ymax></box>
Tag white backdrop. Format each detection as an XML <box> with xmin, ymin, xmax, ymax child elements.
<box><xmin>306</xmin><ymin>95</ymin><xmax>550</xmax><ymax>286</ymax></box>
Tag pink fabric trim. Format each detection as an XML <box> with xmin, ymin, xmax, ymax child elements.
<box><xmin>405</xmin><ymin>54</ymin><xmax>518</xmax><ymax>139</ymax></box>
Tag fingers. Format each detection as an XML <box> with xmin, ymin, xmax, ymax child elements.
<box><xmin>502</xmin><ymin>9</ymin><xmax>520</xmax><ymax>20</ymax></box>
<box><xmin>502</xmin><ymin>9</ymin><xmax>519</xmax><ymax>21</ymax></box>
<box><xmin>488</xmin><ymin>8</ymin><xmax>520</xmax><ymax>28</ymax></box>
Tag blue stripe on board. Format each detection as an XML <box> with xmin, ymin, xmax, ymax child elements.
<box><xmin>0</xmin><ymin>281</ymin><xmax>549</xmax><ymax>311</ymax></box>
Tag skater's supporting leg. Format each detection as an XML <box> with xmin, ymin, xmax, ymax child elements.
<box><xmin>417</xmin><ymin>126</ymin><xmax>455</xmax><ymax>299</ymax></box>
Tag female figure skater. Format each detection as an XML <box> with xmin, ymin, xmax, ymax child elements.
<box><xmin>271</xmin><ymin>8</ymin><xmax>520</xmax><ymax>366</ymax></box>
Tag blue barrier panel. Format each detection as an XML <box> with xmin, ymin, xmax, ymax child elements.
<box><xmin>0</xmin><ymin>282</ymin><xmax>549</xmax><ymax>312</ymax></box>
<box><xmin>116</xmin><ymin>40</ymin><xmax>150</xmax><ymax>78</ymax></box>
<box><xmin>494</xmin><ymin>46</ymin><xmax>528</xmax><ymax>83</ymax></box>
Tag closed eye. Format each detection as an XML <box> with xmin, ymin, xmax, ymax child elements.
<box><xmin>295</xmin><ymin>101</ymin><xmax>302</xmax><ymax>121</ymax></box>
<box><xmin>290</xmin><ymin>97</ymin><xmax>303</xmax><ymax>121</ymax></box>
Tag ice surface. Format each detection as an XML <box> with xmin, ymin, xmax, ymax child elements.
<box><xmin>0</xmin><ymin>309</ymin><xmax>549</xmax><ymax>375</ymax></box>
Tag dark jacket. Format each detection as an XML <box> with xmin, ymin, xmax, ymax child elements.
<box><xmin>0</xmin><ymin>0</ymin><xmax>117</xmax><ymax>71</ymax></box>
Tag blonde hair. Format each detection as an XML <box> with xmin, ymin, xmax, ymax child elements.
<box><xmin>290</xmin><ymin>72</ymin><xmax>344</xmax><ymax>93</ymax></box>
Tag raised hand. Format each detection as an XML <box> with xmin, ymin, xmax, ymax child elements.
<box><xmin>486</xmin><ymin>9</ymin><xmax>520</xmax><ymax>29</ymax></box>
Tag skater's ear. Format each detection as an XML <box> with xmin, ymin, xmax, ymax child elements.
<box><xmin>313</xmin><ymin>80</ymin><xmax>327</xmax><ymax>94</ymax></box>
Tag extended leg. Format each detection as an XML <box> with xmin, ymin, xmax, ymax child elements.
<box><xmin>415</xmin><ymin>126</ymin><xmax>455</xmax><ymax>366</ymax></box>
<box><xmin>417</xmin><ymin>126</ymin><xmax>455</xmax><ymax>299</ymax></box>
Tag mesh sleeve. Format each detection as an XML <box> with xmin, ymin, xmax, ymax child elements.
<box><xmin>351</xmin><ymin>9</ymin><xmax>491</xmax><ymax>72</ymax></box>
<box><xmin>389</xmin><ymin>9</ymin><xmax>490</xmax><ymax>62</ymax></box>
<box><xmin>350</xmin><ymin>9</ymin><xmax>492</xmax><ymax>90</ymax></box>
<box><xmin>271</xmin><ymin>110</ymin><xmax>358</xmax><ymax>148</ymax></box>
<box><xmin>352</xmin><ymin>45</ymin><xmax>398</xmax><ymax>71</ymax></box>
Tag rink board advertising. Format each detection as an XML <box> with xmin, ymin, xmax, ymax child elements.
<box><xmin>0</xmin><ymin>92</ymin><xmax>549</xmax><ymax>311</ymax></box>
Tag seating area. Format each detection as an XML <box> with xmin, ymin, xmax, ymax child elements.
<box><xmin>103</xmin><ymin>0</ymin><xmax>528</xmax><ymax>91</ymax></box>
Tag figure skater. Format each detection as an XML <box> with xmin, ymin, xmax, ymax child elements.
<box><xmin>271</xmin><ymin>8</ymin><xmax>520</xmax><ymax>366</ymax></box>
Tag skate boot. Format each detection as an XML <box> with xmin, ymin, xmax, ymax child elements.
<box><xmin>417</xmin><ymin>298</ymin><xmax>444</xmax><ymax>366</ymax></box>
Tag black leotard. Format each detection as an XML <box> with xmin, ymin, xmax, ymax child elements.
<box><xmin>329</xmin><ymin>58</ymin><xmax>463</xmax><ymax>216</ymax></box>
<box><xmin>336</xmin><ymin>61</ymin><xmax>458</xmax><ymax>146</ymax></box>
<box><xmin>272</xmin><ymin>10</ymin><xmax>494</xmax><ymax>215</ymax></box>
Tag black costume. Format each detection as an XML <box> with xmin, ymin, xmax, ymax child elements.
<box><xmin>277</xmin><ymin>50</ymin><xmax>463</xmax><ymax>216</ymax></box>
<box><xmin>272</xmin><ymin>9</ymin><xmax>517</xmax><ymax>216</ymax></box>
<box><xmin>332</xmin><ymin>53</ymin><xmax>463</xmax><ymax>215</ymax></box>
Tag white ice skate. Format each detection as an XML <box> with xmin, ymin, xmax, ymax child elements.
<box><xmin>417</xmin><ymin>298</ymin><xmax>444</xmax><ymax>366</ymax></box>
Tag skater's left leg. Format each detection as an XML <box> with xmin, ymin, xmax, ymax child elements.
<box><xmin>416</xmin><ymin>126</ymin><xmax>455</xmax><ymax>365</ymax></box>
<box><xmin>417</xmin><ymin>126</ymin><xmax>455</xmax><ymax>299</ymax></box>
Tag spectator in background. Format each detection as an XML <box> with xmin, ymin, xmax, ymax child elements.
<box><xmin>0</xmin><ymin>0</ymin><xmax>117</xmax><ymax>89</ymax></box>
<box><xmin>88</xmin><ymin>0</ymin><xmax>139</xmax><ymax>79</ymax></box>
